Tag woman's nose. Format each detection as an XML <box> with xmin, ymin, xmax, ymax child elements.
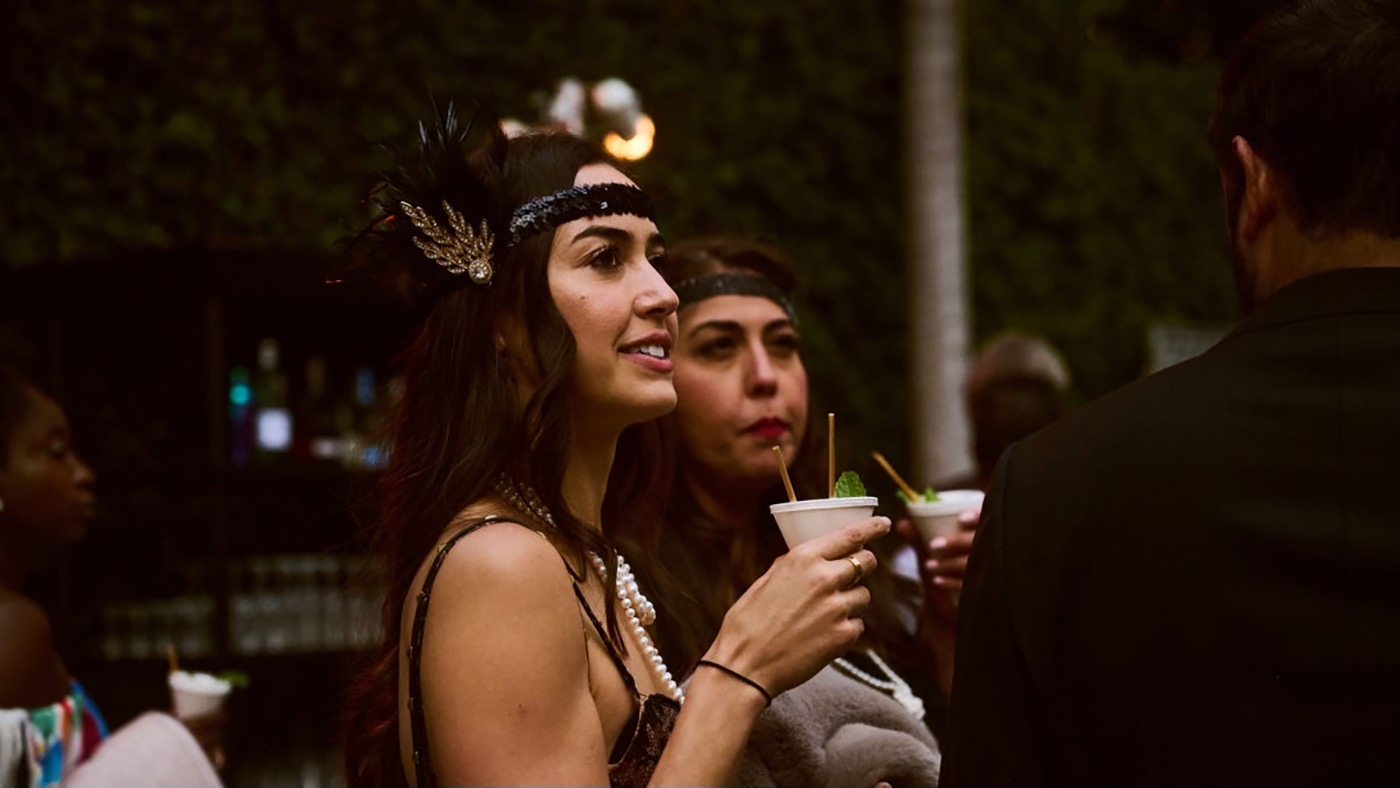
<box><xmin>73</xmin><ymin>456</ymin><xmax>96</xmax><ymax>489</ymax></box>
<box><xmin>636</xmin><ymin>265</ymin><xmax>679</xmax><ymax>318</ymax></box>
<box><xmin>747</xmin><ymin>347</ymin><xmax>778</xmax><ymax>397</ymax></box>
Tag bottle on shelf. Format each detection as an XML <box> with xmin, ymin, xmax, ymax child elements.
<box><xmin>229</xmin><ymin>366</ymin><xmax>254</xmax><ymax>467</ymax></box>
<box><xmin>252</xmin><ymin>338</ymin><xmax>293</xmax><ymax>466</ymax></box>
<box><xmin>294</xmin><ymin>355</ymin><xmax>344</xmax><ymax>465</ymax></box>
<box><xmin>343</xmin><ymin>366</ymin><xmax>389</xmax><ymax>470</ymax></box>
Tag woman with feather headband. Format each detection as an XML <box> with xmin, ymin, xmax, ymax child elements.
<box><xmin>339</xmin><ymin>104</ymin><xmax>890</xmax><ymax>788</ymax></box>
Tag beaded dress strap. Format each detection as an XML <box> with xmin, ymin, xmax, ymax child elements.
<box><xmin>406</xmin><ymin>515</ymin><xmax>518</xmax><ymax>788</ymax></box>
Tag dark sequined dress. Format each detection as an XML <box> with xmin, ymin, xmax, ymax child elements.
<box><xmin>406</xmin><ymin>517</ymin><xmax>679</xmax><ymax>787</ymax></box>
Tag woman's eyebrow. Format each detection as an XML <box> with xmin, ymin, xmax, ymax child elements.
<box><xmin>569</xmin><ymin>225</ymin><xmax>633</xmax><ymax>247</ymax></box>
<box><xmin>685</xmin><ymin>319</ymin><xmax>742</xmax><ymax>338</ymax></box>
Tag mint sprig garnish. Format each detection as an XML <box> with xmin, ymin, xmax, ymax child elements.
<box><xmin>833</xmin><ymin>470</ymin><xmax>867</xmax><ymax>498</ymax></box>
<box><xmin>216</xmin><ymin>670</ymin><xmax>251</xmax><ymax>689</ymax></box>
<box><xmin>896</xmin><ymin>486</ymin><xmax>942</xmax><ymax>503</ymax></box>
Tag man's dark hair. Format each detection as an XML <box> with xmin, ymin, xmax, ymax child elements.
<box><xmin>1209</xmin><ymin>0</ymin><xmax>1400</xmax><ymax>238</ymax></box>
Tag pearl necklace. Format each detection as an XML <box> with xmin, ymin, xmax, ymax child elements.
<box><xmin>494</xmin><ymin>476</ymin><xmax>684</xmax><ymax>703</ymax></box>
<box><xmin>832</xmin><ymin>649</ymin><xmax>925</xmax><ymax>721</ymax></box>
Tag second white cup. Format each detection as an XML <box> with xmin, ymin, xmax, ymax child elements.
<box><xmin>906</xmin><ymin>489</ymin><xmax>985</xmax><ymax>544</ymax></box>
<box><xmin>168</xmin><ymin>670</ymin><xmax>232</xmax><ymax>719</ymax></box>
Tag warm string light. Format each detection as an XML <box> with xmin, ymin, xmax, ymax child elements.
<box><xmin>604</xmin><ymin>114</ymin><xmax>655</xmax><ymax>161</ymax></box>
<box><xmin>508</xmin><ymin>78</ymin><xmax>655</xmax><ymax>161</ymax></box>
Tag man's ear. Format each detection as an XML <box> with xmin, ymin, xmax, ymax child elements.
<box><xmin>1232</xmin><ymin>136</ymin><xmax>1279</xmax><ymax>244</ymax></box>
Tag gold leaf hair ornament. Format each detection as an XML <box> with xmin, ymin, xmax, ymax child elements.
<box><xmin>399</xmin><ymin>199</ymin><xmax>496</xmax><ymax>285</ymax></box>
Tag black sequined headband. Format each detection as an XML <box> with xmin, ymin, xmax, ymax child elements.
<box><xmin>672</xmin><ymin>273</ymin><xmax>797</xmax><ymax>323</ymax></box>
<box><xmin>507</xmin><ymin>182</ymin><xmax>656</xmax><ymax>247</ymax></box>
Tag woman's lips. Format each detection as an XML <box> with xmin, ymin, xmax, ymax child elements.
<box><xmin>744</xmin><ymin>418</ymin><xmax>790</xmax><ymax>441</ymax></box>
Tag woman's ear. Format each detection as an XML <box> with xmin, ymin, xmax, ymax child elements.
<box><xmin>493</xmin><ymin>312</ymin><xmax>541</xmax><ymax>391</ymax></box>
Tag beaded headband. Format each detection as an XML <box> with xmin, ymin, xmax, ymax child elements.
<box><xmin>672</xmin><ymin>273</ymin><xmax>797</xmax><ymax>323</ymax></box>
<box><xmin>508</xmin><ymin>182</ymin><xmax>656</xmax><ymax>247</ymax></box>
<box><xmin>399</xmin><ymin>182</ymin><xmax>656</xmax><ymax>287</ymax></box>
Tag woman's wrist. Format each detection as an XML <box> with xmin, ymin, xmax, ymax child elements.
<box><xmin>684</xmin><ymin>663</ymin><xmax>771</xmax><ymax>717</ymax></box>
<box><xmin>694</xmin><ymin>659</ymin><xmax>773</xmax><ymax>706</ymax></box>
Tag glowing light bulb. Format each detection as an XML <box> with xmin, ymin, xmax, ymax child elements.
<box><xmin>604</xmin><ymin>114</ymin><xmax>655</xmax><ymax>161</ymax></box>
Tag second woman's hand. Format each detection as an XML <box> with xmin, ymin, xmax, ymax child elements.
<box><xmin>701</xmin><ymin>515</ymin><xmax>890</xmax><ymax>701</ymax></box>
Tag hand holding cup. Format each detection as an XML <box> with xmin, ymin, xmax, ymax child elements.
<box><xmin>705</xmin><ymin>514</ymin><xmax>890</xmax><ymax>698</ymax></box>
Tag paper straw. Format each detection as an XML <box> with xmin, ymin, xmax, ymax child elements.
<box><xmin>166</xmin><ymin>642</ymin><xmax>179</xmax><ymax>675</ymax></box>
<box><xmin>871</xmin><ymin>451</ymin><xmax>922</xmax><ymax>503</ymax></box>
<box><xmin>773</xmin><ymin>445</ymin><xmax>797</xmax><ymax>502</ymax></box>
<box><xmin>827</xmin><ymin>413</ymin><xmax>836</xmax><ymax>497</ymax></box>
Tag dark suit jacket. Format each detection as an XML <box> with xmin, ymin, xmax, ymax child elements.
<box><xmin>942</xmin><ymin>267</ymin><xmax>1400</xmax><ymax>786</ymax></box>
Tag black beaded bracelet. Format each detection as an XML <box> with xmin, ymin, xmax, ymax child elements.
<box><xmin>695</xmin><ymin>659</ymin><xmax>773</xmax><ymax>707</ymax></box>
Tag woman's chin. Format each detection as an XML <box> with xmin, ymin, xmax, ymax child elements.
<box><xmin>624</xmin><ymin>392</ymin><xmax>678</xmax><ymax>426</ymax></box>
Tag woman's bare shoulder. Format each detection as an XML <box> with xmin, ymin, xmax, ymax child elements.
<box><xmin>0</xmin><ymin>591</ymin><xmax>68</xmax><ymax>708</ymax></box>
<box><xmin>431</xmin><ymin>512</ymin><xmax>576</xmax><ymax>600</ymax></box>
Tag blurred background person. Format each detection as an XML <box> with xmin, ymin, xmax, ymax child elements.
<box><xmin>0</xmin><ymin>361</ymin><xmax>223</xmax><ymax>787</ymax></box>
<box><xmin>950</xmin><ymin>331</ymin><xmax>1072</xmax><ymax>493</ymax></box>
<box><xmin>622</xmin><ymin>237</ymin><xmax>951</xmax><ymax>785</ymax></box>
<box><xmin>892</xmin><ymin>331</ymin><xmax>1071</xmax><ymax>690</ymax></box>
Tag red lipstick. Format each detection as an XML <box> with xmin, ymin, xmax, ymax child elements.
<box><xmin>744</xmin><ymin>417</ymin><xmax>790</xmax><ymax>441</ymax></box>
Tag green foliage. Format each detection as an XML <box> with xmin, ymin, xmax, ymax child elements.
<box><xmin>3</xmin><ymin>0</ymin><xmax>909</xmax><ymax>471</ymax></box>
<box><xmin>3</xmin><ymin>0</ymin><xmax>1243</xmax><ymax>473</ymax></box>
<box><xmin>964</xmin><ymin>0</ymin><xmax>1238</xmax><ymax>401</ymax></box>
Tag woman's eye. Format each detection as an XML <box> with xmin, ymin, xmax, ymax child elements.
<box><xmin>697</xmin><ymin>338</ymin><xmax>737</xmax><ymax>359</ymax></box>
<box><xmin>588</xmin><ymin>246</ymin><xmax>622</xmax><ymax>271</ymax></box>
<box><xmin>770</xmin><ymin>334</ymin><xmax>802</xmax><ymax>356</ymax></box>
<box><xmin>48</xmin><ymin>441</ymin><xmax>69</xmax><ymax>458</ymax></box>
<box><xmin>647</xmin><ymin>251</ymin><xmax>669</xmax><ymax>270</ymax></box>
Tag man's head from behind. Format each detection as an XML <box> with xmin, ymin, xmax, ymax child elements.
<box><xmin>1210</xmin><ymin>0</ymin><xmax>1400</xmax><ymax>312</ymax></box>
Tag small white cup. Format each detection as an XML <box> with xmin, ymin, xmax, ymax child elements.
<box><xmin>168</xmin><ymin>670</ymin><xmax>232</xmax><ymax>719</ymax></box>
<box><xmin>906</xmin><ymin>489</ymin><xmax>985</xmax><ymax>544</ymax></box>
<box><xmin>769</xmin><ymin>496</ymin><xmax>879</xmax><ymax>549</ymax></box>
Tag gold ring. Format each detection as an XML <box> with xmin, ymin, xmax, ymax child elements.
<box><xmin>847</xmin><ymin>555</ymin><xmax>864</xmax><ymax>582</ymax></box>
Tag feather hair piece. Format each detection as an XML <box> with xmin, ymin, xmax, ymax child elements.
<box><xmin>339</xmin><ymin>99</ymin><xmax>511</xmax><ymax>307</ymax></box>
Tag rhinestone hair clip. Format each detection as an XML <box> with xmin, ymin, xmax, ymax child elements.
<box><xmin>507</xmin><ymin>182</ymin><xmax>656</xmax><ymax>247</ymax></box>
<box><xmin>399</xmin><ymin>200</ymin><xmax>497</xmax><ymax>285</ymax></box>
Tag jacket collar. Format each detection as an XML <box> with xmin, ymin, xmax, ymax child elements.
<box><xmin>1227</xmin><ymin>266</ymin><xmax>1400</xmax><ymax>340</ymax></box>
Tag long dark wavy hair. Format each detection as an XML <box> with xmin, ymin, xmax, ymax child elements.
<box><xmin>621</xmin><ymin>237</ymin><xmax>923</xmax><ymax>680</ymax></box>
<box><xmin>339</xmin><ymin>104</ymin><xmax>670</xmax><ymax>787</ymax></box>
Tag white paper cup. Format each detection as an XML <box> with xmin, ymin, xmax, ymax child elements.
<box><xmin>168</xmin><ymin>671</ymin><xmax>232</xmax><ymax>719</ymax></box>
<box><xmin>906</xmin><ymin>489</ymin><xmax>985</xmax><ymax>544</ymax></box>
<box><xmin>769</xmin><ymin>496</ymin><xmax>879</xmax><ymax>549</ymax></box>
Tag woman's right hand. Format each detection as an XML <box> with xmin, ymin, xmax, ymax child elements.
<box><xmin>702</xmin><ymin>515</ymin><xmax>890</xmax><ymax>698</ymax></box>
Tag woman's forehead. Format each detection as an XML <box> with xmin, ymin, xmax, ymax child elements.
<box><xmin>573</xmin><ymin>162</ymin><xmax>634</xmax><ymax>188</ymax></box>
<box><xmin>11</xmin><ymin>390</ymin><xmax>65</xmax><ymax>440</ymax></box>
<box><xmin>550</xmin><ymin>165</ymin><xmax>658</xmax><ymax>246</ymax></box>
<box><xmin>680</xmin><ymin>294</ymin><xmax>791</xmax><ymax>327</ymax></box>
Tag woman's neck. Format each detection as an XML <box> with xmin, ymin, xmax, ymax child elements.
<box><xmin>0</xmin><ymin>540</ymin><xmax>37</xmax><ymax>591</ymax></box>
<box><xmin>561</xmin><ymin>422</ymin><xmax>620</xmax><ymax>534</ymax></box>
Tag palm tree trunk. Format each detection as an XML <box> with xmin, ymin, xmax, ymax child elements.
<box><xmin>906</xmin><ymin>0</ymin><xmax>974</xmax><ymax>486</ymax></box>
